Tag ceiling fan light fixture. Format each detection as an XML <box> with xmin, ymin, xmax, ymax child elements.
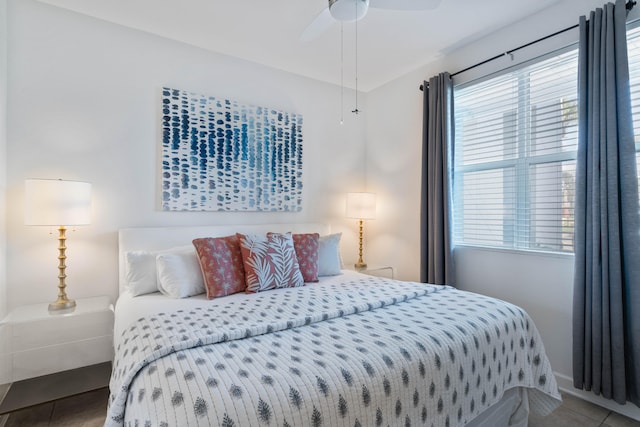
<box><xmin>329</xmin><ymin>0</ymin><xmax>370</xmax><ymax>22</ymax></box>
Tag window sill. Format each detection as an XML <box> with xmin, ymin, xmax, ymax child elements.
<box><xmin>453</xmin><ymin>244</ymin><xmax>575</xmax><ymax>260</ymax></box>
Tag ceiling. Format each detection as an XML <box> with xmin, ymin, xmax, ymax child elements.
<box><xmin>37</xmin><ymin>0</ymin><xmax>563</xmax><ymax>92</ymax></box>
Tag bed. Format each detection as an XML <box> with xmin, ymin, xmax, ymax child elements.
<box><xmin>105</xmin><ymin>223</ymin><xmax>561</xmax><ymax>427</ymax></box>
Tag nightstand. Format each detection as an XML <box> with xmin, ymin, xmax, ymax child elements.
<box><xmin>355</xmin><ymin>265</ymin><xmax>395</xmax><ymax>279</ymax></box>
<box><xmin>4</xmin><ymin>296</ymin><xmax>114</xmax><ymax>382</ymax></box>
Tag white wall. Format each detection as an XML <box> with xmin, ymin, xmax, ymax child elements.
<box><xmin>366</xmin><ymin>0</ymin><xmax>640</xmax><ymax>420</ymax></box>
<box><xmin>364</xmin><ymin>71</ymin><xmax>423</xmax><ymax>280</ymax></box>
<box><xmin>0</xmin><ymin>0</ymin><xmax>7</xmax><ymax>317</ymax></box>
<box><xmin>5</xmin><ymin>0</ymin><xmax>367</xmax><ymax>312</ymax></box>
<box><xmin>0</xmin><ymin>0</ymin><xmax>9</xmax><ymax>385</ymax></box>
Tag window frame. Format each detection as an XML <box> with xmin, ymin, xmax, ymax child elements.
<box><xmin>452</xmin><ymin>46</ymin><xmax>580</xmax><ymax>254</ymax></box>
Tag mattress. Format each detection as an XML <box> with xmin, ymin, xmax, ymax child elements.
<box><xmin>106</xmin><ymin>270</ymin><xmax>561</xmax><ymax>426</ymax></box>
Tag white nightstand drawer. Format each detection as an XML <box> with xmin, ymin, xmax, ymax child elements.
<box><xmin>4</xmin><ymin>296</ymin><xmax>114</xmax><ymax>382</ymax></box>
<box><xmin>11</xmin><ymin>309</ymin><xmax>113</xmax><ymax>352</ymax></box>
<box><xmin>12</xmin><ymin>335</ymin><xmax>113</xmax><ymax>381</ymax></box>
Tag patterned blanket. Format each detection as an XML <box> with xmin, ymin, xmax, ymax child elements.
<box><xmin>106</xmin><ymin>275</ymin><xmax>561</xmax><ymax>427</ymax></box>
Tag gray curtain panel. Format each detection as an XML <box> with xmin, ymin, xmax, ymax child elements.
<box><xmin>573</xmin><ymin>0</ymin><xmax>640</xmax><ymax>406</ymax></box>
<box><xmin>420</xmin><ymin>73</ymin><xmax>454</xmax><ymax>285</ymax></box>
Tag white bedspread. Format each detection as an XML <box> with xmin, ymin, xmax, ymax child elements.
<box><xmin>106</xmin><ymin>272</ymin><xmax>561</xmax><ymax>426</ymax></box>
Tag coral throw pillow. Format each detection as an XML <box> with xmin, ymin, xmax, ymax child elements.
<box><xmin>237</xmin><ymin>232</ymin><xmax>304</xmax><ymax>293</ymax></box>
<box><xmin>192</xmin><ymin>235</ymin><xmax>246</xmax><ymax>299</ymax></box>
<box><xmin>292</xmin><ymin>233</ymin><xmax>320</xmax><ymax>282</ymax></box>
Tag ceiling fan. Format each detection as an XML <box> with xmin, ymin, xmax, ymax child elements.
<box><xmin>301</xmin><ymin>0</ymin><xmax>442</xmax><ymax>41</ymax></box>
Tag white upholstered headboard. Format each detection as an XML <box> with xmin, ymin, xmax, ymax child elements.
<box><xmin>118</xmin><ymin>223</ymin><xmax>331</xmax><ymax>294</ymax></box>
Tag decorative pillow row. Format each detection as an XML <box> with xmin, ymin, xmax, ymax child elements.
<box><xmin>193</xmin><ymin>233</ymin><xmax>342</xmax><ymax>298</ymax></box>
<box><xmin>124</xmin><ymin>233</ymin><xmax>343</xmax><ymax>299</ymax></box>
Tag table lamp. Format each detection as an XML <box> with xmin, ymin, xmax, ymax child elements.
<box><xmin>346</xmin><ymin>192</ymin><xmax>376</xmax><ymax>269</ymax></box>
<box><xmin>25</xmin><ymin>179</ymin><xmax>91</xmax><ymax>312</ymax></box>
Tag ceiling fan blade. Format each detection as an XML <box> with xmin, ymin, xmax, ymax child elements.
<box><xmin>300</xmin><ymin>8</ymin><xmax>335</xmax><ymax>42</ymax></box>
<box><xmin>369</xmin><ymin>0</ymin><xmax>442</xmax><ymax>10</ymax></box>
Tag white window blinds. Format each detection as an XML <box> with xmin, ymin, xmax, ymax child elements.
<box><xmin>453</xmin><ymin>50</ymin><xmax>579</xmax><ymax>253</ymax></box>
<box><xmin>627</xmin><ymin>25</ymin><xmax>640</xmax><ymax>187</ymax></box>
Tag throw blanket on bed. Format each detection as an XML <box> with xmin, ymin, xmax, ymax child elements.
<box><xmin>106</xmin><ymin>276</ymin><xmax>561</xmax><ymax>427</ymax></box>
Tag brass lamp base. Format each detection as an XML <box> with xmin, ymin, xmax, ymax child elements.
<box><xmin>48</xmin><ymin>225</ymin><xmax>76</xmax><ymax>313</ymax></box>
<box><xmin>355</xmin><ymin>218</ymin><xmax>367</xmax><ymax>269</ymax></box>
<box><xmin>49</xmin><ymin>298</ymin><xmax>76</xmax><ymax>312</ymax></box>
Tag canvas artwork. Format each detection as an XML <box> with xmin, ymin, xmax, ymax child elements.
<box><xmin>161</xmin><ymin>87</ymin><xmax>304</xmax><ymax>211</ymax></box>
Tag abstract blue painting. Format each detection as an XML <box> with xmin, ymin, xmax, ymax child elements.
<box><xmin>161</xmin><ymin>87</ymin><xmax>303</xmax><ymax>211</ymax></box>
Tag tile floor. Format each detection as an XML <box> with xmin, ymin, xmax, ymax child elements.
<box><xmin>0</xmin><ymin>387</ymin><xmax>108</xmax><ymax>427</ymax></box>
<box><xmin>529</xmin><ymin>393</ymin><xmax>639</xmax><ymax>427</ymax></box>
<box><xmin>0</xmin><ymin>388</ymin><xmax>638</xmax><ymax>426</ymax></box>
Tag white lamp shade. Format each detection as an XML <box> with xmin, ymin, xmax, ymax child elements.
<box><xmin>329</xmin><ymin>0</ymin><xmax>370</xmax><ymax>21</ymax></box>
<box><xmin>346</xmin><ymin>192</ymin><xmax>376</xmax><ymax>220</ymax></box>
<box><xmin>25</xmin><ymin>179</ymin><xmax>92</xmax><ymax>226</ymax></box>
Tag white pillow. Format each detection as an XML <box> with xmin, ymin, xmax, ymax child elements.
<box><xmin>318</xmin><ymin>233</ymin><xmax>343</xmax><ymax>276</ymax></box>
<box><xmin>124</xmin><ymin>245</ymin><xmax>192</xmax><ymax>296</ymax></box>
<box><xmin>156</xmin><ymin>250</ymin><xmax>206</xmax><ymax>298</ymax></box>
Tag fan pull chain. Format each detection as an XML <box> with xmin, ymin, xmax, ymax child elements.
<box><xmin>340</xmin><ymin>22</ymin><xmax>344</xmax><ymax>125</ymax></box>
<box><xmin>352</xmin><ymin>0</ymin><xmax>360</xmax><ymax>114</ymax></box>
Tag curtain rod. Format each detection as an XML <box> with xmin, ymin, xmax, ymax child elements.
<box><xmin>419</xmin><ymin>0</ymin><xmax>637</xmax><ymax>91</ymax></box>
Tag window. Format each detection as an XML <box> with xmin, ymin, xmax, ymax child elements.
<box><xmin>453</xmin><ymin>24</ymin><xmax>640</xmax><ymax>254</ymax></box>
<box><xmin>627</xmin><ymin>25</ymin><xmax>640</xmax><ymax>187</ymax></box>
<box><xmin>453</xmin><ymin>50</ymin><xmax>579</xmax><ymax>253</ymax></box>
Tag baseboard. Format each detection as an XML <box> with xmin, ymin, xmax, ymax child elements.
<box><xmin>555</xmin><ymin>372</ymin><xmax>640</xmax><ymax>421</ymax></box>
